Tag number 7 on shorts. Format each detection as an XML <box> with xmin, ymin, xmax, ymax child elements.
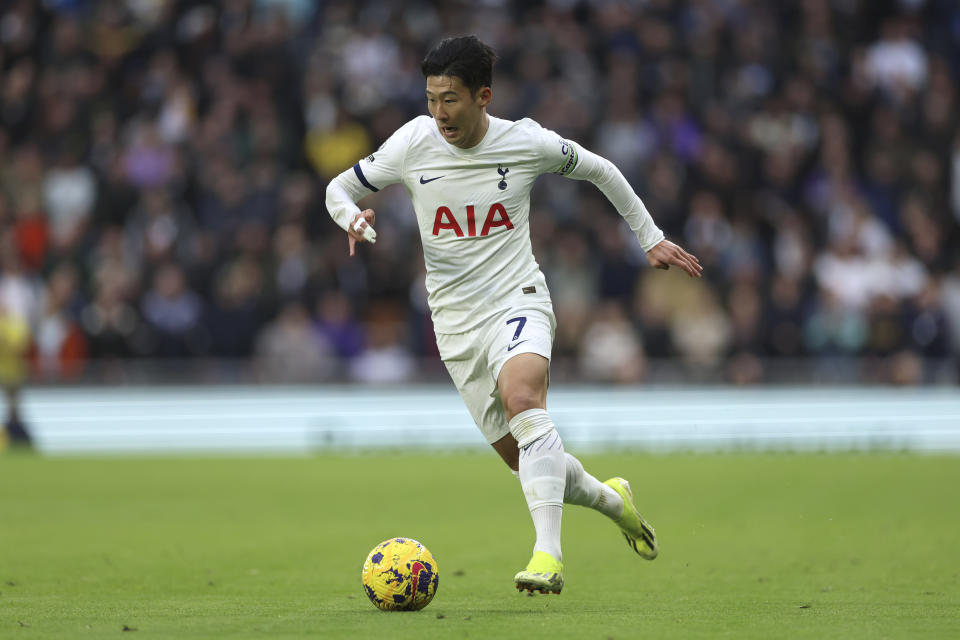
<box><xmin>506</xmin><ymin>316</ymin><xmax>527</xmax><ymax>340</ymax></box>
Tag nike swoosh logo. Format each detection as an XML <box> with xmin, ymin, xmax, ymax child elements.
<box><xmin>507</xmin><ymin>340</ymin><xmax>530</xmax><ymax>352</ymax></box>
<box><xmin>419</xmin><ymin>175</ymin><xmax>443</xmax><ymax>184</ymax></box>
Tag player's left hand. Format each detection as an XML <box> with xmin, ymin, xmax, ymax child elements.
<box><xmin>646</xmin><ymin>239</ymin><xmax>702</xmax><ymax>278</ymax></box>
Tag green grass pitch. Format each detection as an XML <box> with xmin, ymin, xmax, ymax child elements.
<box><xmin>1</xmin><ymin>452</ymin><xmax>958</xmax><ymax>638</ymax></box>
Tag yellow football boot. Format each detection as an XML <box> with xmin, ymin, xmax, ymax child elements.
<box><xmin>604</xmin><ymin>477</ymin><xmax>658</xmax><ymax>560</ymax></box>
<box><xmin>514</xmin><ymin>550</ymin><xmax>563</xmax><ymax>594</ymax></box>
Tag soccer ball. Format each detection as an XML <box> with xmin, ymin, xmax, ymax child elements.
<box><xmin>361</xmin><ymin>537</ymin><xmax>439</xmax><ymax>611</ymax></box>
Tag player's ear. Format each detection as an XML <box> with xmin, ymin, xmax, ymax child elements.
<box><xmin>476</xmin><ymin>86</ymin><xmax>492</xmax><ymax>107</ymax></box>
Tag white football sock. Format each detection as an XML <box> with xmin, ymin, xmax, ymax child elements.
<box><xmin>511</xmin><ymin>409</ymin><xmax>566</xmax><ymax>562</ymax></box>
<box><xmin>563</xmin><ymin>453</ymin><xmax>624</xmax><ymax>520</ymax></box>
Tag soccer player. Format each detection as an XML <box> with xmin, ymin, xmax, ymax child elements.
<box><xmin>326</xmin><ymin>36</ymin><xmax>702</xmax><ymax>594</ymax></box>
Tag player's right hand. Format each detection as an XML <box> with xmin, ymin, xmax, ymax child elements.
<box><xmin>348</xmin><ymin>209</ymin><xmax>377</xmax><ymax>256</ymax></box>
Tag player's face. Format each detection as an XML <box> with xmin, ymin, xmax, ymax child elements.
<box><xmin>425</xmin><ymin>75</ymin><xmax>491</xmax><ymax>149</ymax></box>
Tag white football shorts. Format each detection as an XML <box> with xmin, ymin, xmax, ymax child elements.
<box><xmin>436</xmin><ymin>303</ymin><xmax>556</xmax><ymax>444</ymax></box>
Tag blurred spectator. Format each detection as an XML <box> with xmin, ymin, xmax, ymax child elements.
<box><xmin>207</xmin><ymin>255</ymin><xmax>267</xmax><ymax>358</ymax></box>
<box><xmin>0</xmin><ymin>238</ymin><xmax>40</xmax><ymax>326</ymax></box>
<box><xmin>315</xmin><ymin>290</ymin><xmax>364</xmax><ymax>361</ymax></box>
<box><xmin>140</xmin><ymin>262</ymin><xmax>205</xmax><ymax>357</ymax></box>
<box><xmin>0</xmin><ymin>300</ymin><xmax>30</xmax><ymax>446</ymax></box>
<box><xmin>578</xmin><ymin>302</ymin><xmax>645</xmax><ymax>384</ymax></box>
<box><xmin>270</xmin><ymin>221</ymin><xmax>311</xmax><ymax>300</ymax></box>
<box><xmin>254</xmin><ymin>301</ymin><xmax>333</xmax><ymax>382</ymax></box>
<box><xmin>123</xmin><ymin>123</ymin><xmax>176</xmax><ymax>190</ymax></box>
<box><xmin>31</xmin><ymin>262</ymin><xmax>86</xmax><ymax>380</ymax></box>
<box><xmin>863</xmin><ymin>16</ymin><xmax>928</xmax><ymax>101</ymax></box>
<box><xmin>682</xmin><ymin>190</ymin><xmax>731</xmax><ymax>272</ymax></box>
<box><xmin>805</xmin><ymin>291</ymin><xmax>869</xmax><ymax>356</ymax></box>
<box><xmin>764</xmin><ymin>273</ymin><xmax>810</xmax><ymax>359</ymax></box>
<box><xmin>81</xmin><ymin>272</ymin><xmax>141</xmax><ymax>359</ymax></box>
<box><xmin>953</xmin><ymin>135</ymin><xmax>960</xmax><ymax>223</ymax></box>
<box><xmin>124</xmin><ymin>188</ymin><xmax>200</xmax><ymax>268</ymax></box>
<box><xmin>545</xmin><ymin>228</ymin><xmax>598</xmax><ymax>358</ymax></box>
<box><xmin>0</xmin><ymin>242</ymin><xmax>35</xmax><ymax>446</ymax></box>
<box><xmin>348</xmin><ymin>302</ymin><xmax>415</xmax><ymax>384</ymax></box>
<box><xmin>43</xmin><ymin>145</ymin><xmax>96</xmax><ymax>256</ymax></box>
<box><xmin>11</xmin><ymin>190</ymin><xmax>48</xmax><ymax>272</ymax></box>
<box><xmin>726</xmin><ymin>279</ymin><xmax>764</xmax><ymax>355</ymax></box>
<box><xmin>904</xmin><ymin>279</ymin><xmax>950</xmax><ymax>361</ymax></box>
<box><xmin>305</xmin><ymin>111</ymin><xmax>373</xmax><ymax>181</ymax></box>
<box><xmin>92</xmin><ymin>148</ymin><xmax>139</xmax><ymax>228</ymax></box>
<box><xmin>670</xmin><ymin>286</ymin><xmax>731</xmax><ymax>369</ymax></box>
<box><xmin>943</xmin><ymin>259</ymin><xmax>960</xmax><ymax>357</ymax></box>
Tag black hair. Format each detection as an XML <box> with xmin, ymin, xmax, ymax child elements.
<box><xmin>421</xmin><ymin>36</ymin><xmax>497</xmax><ymax>94</ymax></box>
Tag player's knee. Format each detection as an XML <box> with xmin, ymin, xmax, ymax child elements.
<box><xmin>502</xmin><ymin>391</ymin><xmax>543</xmax><ymax>421</ymax></box>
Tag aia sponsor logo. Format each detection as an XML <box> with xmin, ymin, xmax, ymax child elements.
<box><xmin>432</xmin><ymin>203</ymin><xmax>514</xmax><ymax>237</ymax></box>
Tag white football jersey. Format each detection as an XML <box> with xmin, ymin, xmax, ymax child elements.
<box><xmin>326</xmin><ymin>115</ymin><xmax>664</xmax><ymax>334</ymax></box>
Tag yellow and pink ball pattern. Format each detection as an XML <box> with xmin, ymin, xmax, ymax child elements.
<box><xmin>361</xmin><ymin>537</ymin><xmax>439</xmax><ymax>611</ymax></box>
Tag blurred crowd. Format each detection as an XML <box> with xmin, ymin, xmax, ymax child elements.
<box><xmin>1</xmin><ymin>0</ymin><xmax>959</xmax><ymax>388</ymax></box>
